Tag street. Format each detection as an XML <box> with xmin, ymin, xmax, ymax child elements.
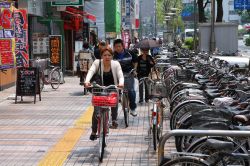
<box><xmin>238</xmin><ymin>39</ymin><xmax>250</xmax><ymax>57</ymax></box>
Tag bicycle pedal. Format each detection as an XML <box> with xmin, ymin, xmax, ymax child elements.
<box><xmin>144</xmin><ymin>136</ymin><xmax>152</xmax><ymax>142</ymax></box>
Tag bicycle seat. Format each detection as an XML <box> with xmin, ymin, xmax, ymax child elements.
<box><xmin>206</xmin><ymin>92</ymin><xmax>221</xmax><ymax>99</ymax></box>
<box><xmin>205</xmin><ymin>139</ymin><xmax>234</xmax><ymax>151</ymax></box>
<box><xmin>49</xmin><ymin>65</ymin><xmax>55</xmax><ymax>68</ymax></box>
<box><xmin>233</xmin><ymin>114</ymin><xmax>250</xmax><ymax>125</ymax></box>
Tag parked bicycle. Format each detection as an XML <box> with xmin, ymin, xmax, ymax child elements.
<box><xmin>140</xmin><ymin>77</ymin><xmax>167</xmax><ymax>150</ymax></box>
<box><xmin>34</xmin><ymin>58</ymin><xmax>61</xmax><ymax>91</ymax></box>
<box><xmin>90</xmin><ymin>83</ymin><xmax>119</xmax><ymax>162</ymax></box>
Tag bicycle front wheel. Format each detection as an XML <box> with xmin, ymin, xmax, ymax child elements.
<box><xmin>162</xmin><ymin>156</ymin><xmax>209</xmax><ymax>166</ymax></box>
<box><xmin>50</xmin><ymin>69</ymin><xmax>61</xmax><ymax>89</ymax></box>
<box><xmin>99</xmin><ymin>111</ymin><xmax>106</xmax><ymax>162</ymax></box>
<box><xmin>122</xmin><ymin>93</ymin><xmax>129</xmax><ymax>127</ymax></box>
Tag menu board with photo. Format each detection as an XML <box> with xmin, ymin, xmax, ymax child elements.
<box><xmin>32</xmin><ymin>33</ymin><xmax>49</xmax><ymax>54</ymax></box>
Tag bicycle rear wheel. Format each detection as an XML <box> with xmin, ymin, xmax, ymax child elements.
<box><xmin>123</xmin><ymin>93</ymin><xmax>129</xmax><ymax>127</ymax></box>
<box><xmin>162</xmin><ymin>156</ymin><xmax>209</xmax><ymax>166</ymax></box>
<box><xmin>99</xmin><ymin>111</ymin><xmax>106</xmax><ymax>162</ymax></box>
<box><xmin>50</xmin><ymin>69</ymin><xmax>61</xmax><ymax>89</ymax></box>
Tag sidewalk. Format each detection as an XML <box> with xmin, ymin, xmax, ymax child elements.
<box><xmin>0</xmin><ymin>76</ymin><xmax>174</xmax><ymax>166</ymax></box>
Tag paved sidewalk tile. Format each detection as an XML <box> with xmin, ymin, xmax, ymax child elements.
<box><xmin>0</xmin><ymin>76</ymin><xmax>91</xmax><ymax>166</ymax></box>
<box><xmin>63</xmin><ymin>101</ymin><xmax>175</xmax><ymax>166</ymax></box>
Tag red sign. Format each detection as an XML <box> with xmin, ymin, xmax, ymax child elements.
<box><xmin>122</xmin><ymin>31</ymin><xmax>130</xmax><ymax>49</ymax></box>
<box><xmin>14</xmin><ymin>9</ymin><xmax>29</xmax><ymax>67</ymax></box>
<box><xmin>0</xmin><ymin>51</ymin><xmax>14</xmax><ymax>66</ymax></box>
<box><xmin>0</xmin><ymin>39</ymin><xmax>11</xmax><ymax>52</ymax></box>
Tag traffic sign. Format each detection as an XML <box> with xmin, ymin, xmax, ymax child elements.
<box><xmin>234</xmin><ymin>0</ymin><xmax>250</xmax><ymax>10</ymax></box>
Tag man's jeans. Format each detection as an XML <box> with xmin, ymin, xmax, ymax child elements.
<box><xmin>124</xmin><ymin>75</ymin><xmax>137</xmax><ymax>110</ymax></box>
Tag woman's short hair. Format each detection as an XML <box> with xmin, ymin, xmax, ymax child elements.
<box><xmin>100</xmin><ymin>47</ymin><xmax>113</xmax><ymax>56</ymax></box>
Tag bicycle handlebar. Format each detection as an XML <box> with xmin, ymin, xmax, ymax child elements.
<box><xmin>86</xmin><ymin>83</ymin><xmax>121</xmax><ymax>90</ymax></box>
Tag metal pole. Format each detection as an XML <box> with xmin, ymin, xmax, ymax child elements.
<box><xmin>154</xmin><ymin>0</ymin><xmax>157</xmax><ymax>37</ymax></box>
<box><xmin>210</xmin><ymin>0</ymin><xmax>216</xmax><ymax>53</ymax></box>
<box><xmin>158</xmin><ymin>129</ymin><xmax>250</xmax><ymax>165</ymax></box>
<box><xmin>193</xmin><ymin>0</ymin><xmax>197</xmax><ymax>51</ymax></box>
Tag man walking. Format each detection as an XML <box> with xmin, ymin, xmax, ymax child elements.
<box><xmin>113</xmin><ymin>39</ymin><xmax>138</xmax><ymax>116</ymax></box>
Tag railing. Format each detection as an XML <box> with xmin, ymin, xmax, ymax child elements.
<box><xmin>158</xmin><ymin>129</ymin><xmax>250</xmax><ymax>166</ymax></box>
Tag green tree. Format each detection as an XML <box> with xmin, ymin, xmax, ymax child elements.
<box><xmin>156</xmin><ymin>0</ymin><xmax>184</xmax><ymax>31</ymax></box>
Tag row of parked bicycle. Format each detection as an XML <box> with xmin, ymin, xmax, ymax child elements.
<box><xmin>144</xmin><ymin>46</ymin><xmax>250</xmax><ymax>165</ymax></box>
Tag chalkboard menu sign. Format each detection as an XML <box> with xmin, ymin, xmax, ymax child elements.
<box><xmin>15</xmin><ymin>67</ymin><xmax>41</xmax><ymax>104</ymax></box>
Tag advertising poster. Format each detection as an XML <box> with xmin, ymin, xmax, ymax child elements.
<box><xmin>49</xmin><ymin>35</ymin><xmax>62</xmax><ymax>67</ymax></box>
<box><xmin>14</xmin><ymin>9</ymin><xmax>29</xmax><ymax>67</ymax></box>
<box><xmin>0</xmin><ymin>5</ymin><xmax>15</xmax><ymax>69</ymax></box>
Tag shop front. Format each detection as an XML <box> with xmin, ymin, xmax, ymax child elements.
<box><xmin>0</xmin><ymin>1</ymin><xmax>28</xmax><ymax>91</ymax></box>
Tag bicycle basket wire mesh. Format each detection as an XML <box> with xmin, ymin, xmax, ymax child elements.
<box><xmin>146</xmin><ymin>79</ymin><xmax>168</xmax><ymax>98</ymax></box>
<box><xmin>91</xmin><ymin>88</ymin><xmax>118</xmax><ymax>107</ymax></box>
<box><xmin>191</xmin><ymin>105</ymin><xmax>233</xmax><ymax>130</ymax></box>
<box><xmin>30</xmin><ymin>59</ymin><xmax>49</xmax><ymax>71</ymax></box>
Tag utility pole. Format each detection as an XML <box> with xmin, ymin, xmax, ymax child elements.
<box><xmin>210</xmin><ymin>0</ymin><xmax>216</xmax><ymax>53</ymax></box>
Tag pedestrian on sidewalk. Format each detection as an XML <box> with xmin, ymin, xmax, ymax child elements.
<box><xmin>113</xmin><ymin>39</ymin><xmax>138</xmax><ymax>117</ymax></box>
<box><xmin>137</xmin><ymin>48</ymin><xmax>155</xmax><ymax>104</ymax></box>
<box><xmin>85</xmin><ymin>47</ymin><xmax>124</xmax><ymax>141</ymax></box>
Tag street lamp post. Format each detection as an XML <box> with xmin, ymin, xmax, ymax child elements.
<box><xmin>154</xmin><ymin>0</ymin><xmax>157</xmax><ymax>37</ymax></box>
<box><xmin>193</xmin><ymin>0</ymin><xmax>197</xmax><ymax>51</ymax></box>
<box><xmin>210</xmin><ymin>0</ymin><xmax>216</xmax><ymax>52</ymax></box>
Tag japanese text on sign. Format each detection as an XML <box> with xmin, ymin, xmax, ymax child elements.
<box><xmin>49</xmin><ymin>35</ymin><xmax>62</xmax><ymax>66</ymax></box>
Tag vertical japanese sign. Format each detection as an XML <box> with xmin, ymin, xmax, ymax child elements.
<box><xmin>49</xmin><ymin>35</ymin><xmax>62</xmax><ymax>67</ymax></box>
<box><xmin>14</xmin><ymin>9</ymin><xmax>29</xmax><ymax>68</ymax></box>
<box><xmin>125</xmin><ymin>0</ymin><xmax>131</xmax><ymax>29</ymax></box>
<box><xmin>0</xmin><ymin>3</ymin><xmax>15</xmax><ymax>69</ymax></box>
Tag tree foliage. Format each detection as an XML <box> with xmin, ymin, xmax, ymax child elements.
<box><xmin>156</xmin><ymin>0</ymin><xmax>184</xmax><ymax>31</ymax></box>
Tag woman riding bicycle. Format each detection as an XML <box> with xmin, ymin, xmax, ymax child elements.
<box><xmin>84</xmin><ymin>47</ymin><xmax>124</xmax><ymax>140</ymax></box>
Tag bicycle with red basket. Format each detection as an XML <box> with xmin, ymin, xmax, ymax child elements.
<box><xmin>90</xmin><ymin>83</ymin><xmax>119</xmax><ymax>162</ymax></box>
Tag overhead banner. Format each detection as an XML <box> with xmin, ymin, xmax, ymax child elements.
<box><xmin>14</xmin><ymin>9</ymin><xmax>29</xmax><ymax>68</ymax></box>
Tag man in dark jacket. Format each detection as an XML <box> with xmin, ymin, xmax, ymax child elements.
<box><xmin>137</xmin><ymin>48</ymin><xmax>155</xmax><ymax>103</ymax></box>
<box><xmin>113</xmin><ymin>39</ymin><xmax>138</xmax><ymax>116</ymax></box>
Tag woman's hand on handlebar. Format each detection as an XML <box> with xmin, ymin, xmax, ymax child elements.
<box><xmin>117</xmin><ymin>84</ymin><xmax>124</xmax><ymax>89</ymax></box>
<box><xmin>84</xmin><ymin>82</ymin><xmax>91</xmax><ymax>88</ymax></box>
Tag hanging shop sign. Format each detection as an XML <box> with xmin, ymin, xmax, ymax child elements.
<box><xmin>32</xmin><ymin>33</ymin><xmax>49</xmax><ymax>54</ymax></box>
<box><xmin>51</xmin><ymin>0</ymin><xmax>83</xmax><ymax>6</ymax></box>
<box><xmin>49</xmin><ymin>35</ymin><xmax>62</xmax><ymax>67</ymax></box>
<box><xmin>14</xmin><ymin>9</ymin><xmax>29</xmax><ymax>68</ymax></box>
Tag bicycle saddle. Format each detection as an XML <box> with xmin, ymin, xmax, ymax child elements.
<box><xmin>49</xmin><ymin>65</ymin><xmax>55</xmax><ymax>68</ymax></box>
<box><xmin>205</xmin><ymin>139</ymin><xmax>234</xmax><ymax>151</ymax></box>
<box><xmin>233</xmin><ymin>114</ymin><xmax>250</xmax><ymax>125</ymax></box>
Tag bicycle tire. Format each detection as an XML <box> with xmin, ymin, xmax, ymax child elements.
<box><xmin>152</xmin><ymin>124</ymin><xmax>157</xmax><ymax>151</ymax></box>
<box><xmin>162</xmin><ymin>156</ymin><xmax>210</xmax><ymax>166</ymax></box>
<box><xmin>50</xmin><ymin>69</ymin><xmax>61</xmax><ymax>89</ymax></box>
<box><xmin>170</xmin><ymin>100</ymin><xmax>206</xmax><ymax>130</ymax></box>
<box><xmin>187</xmin><ymin>136</ymin><xmax>250</xmax><ymax>166</ymax></box>
<box><xmin>40</xmin><ymin>76</ymin><xmax>44</xmax><ymax>92</ymax></box>
<box><xmin>99</xmin><ymin>111</ymin><xmax>105</xmax><ymax>162</ymax></box>
<box><xmin>123</xmin><ymin>93</ymin><xmax>129</xmax><ymax>127</ymax></box>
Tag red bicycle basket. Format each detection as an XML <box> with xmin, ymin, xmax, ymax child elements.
<box><xmin>92</xmin><ymin>92</ymin><xmax>118</xmax><ymax>107</ymax></box>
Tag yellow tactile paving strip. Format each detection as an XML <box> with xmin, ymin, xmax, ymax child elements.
<box><xmin>38</xmin><ymin>106</ymin><xmax>93</xmax><ymax>166</ymax></box>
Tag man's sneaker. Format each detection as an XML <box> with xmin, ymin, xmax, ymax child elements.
<box><xmin>110</xmin><ymin>121</ymin><xmax>118</xmax><ymax>129</ymax></box>
<box><xmin>130</xmin><ymin>109</ymin><xmax>137</xmax><ymax>117</ymax></box>
<box><xmin>139</xmin><ymin>100</ymin><xmax>143</xmax><ymax>104</ymax></box>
